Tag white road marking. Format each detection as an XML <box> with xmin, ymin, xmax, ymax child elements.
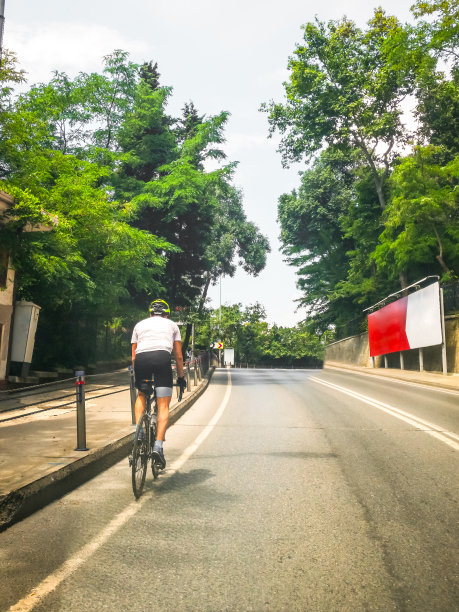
<box><xmin>325</xmin><ymin>366</ymin><xmax>459</xmax><ymax>396</ymax></box>
<box><xmin>8</xmin><ymin>370</ymin><xmax>232</xmax><ymax>612</ymax></box>
<box><xmin>310</xmin><ymin>376</ymin><xmax>459</xmax><ymax>451</ymax></box>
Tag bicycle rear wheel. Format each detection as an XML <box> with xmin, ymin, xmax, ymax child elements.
<box><xmin>132</xmin><ymin>413</ymin><xmax>149</xmax><ymax>498</ymax></box>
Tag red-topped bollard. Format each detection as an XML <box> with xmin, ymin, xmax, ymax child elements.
<box><xmin>75</xmin><ymin>370</ymin><xmax>88</xmax><ymax>451</ymax></box>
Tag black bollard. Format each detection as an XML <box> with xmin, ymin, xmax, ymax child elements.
<box><xmin>75</xmin><ymin>370</ymin><xmax>88</xmax><ymax>451</ymax></box>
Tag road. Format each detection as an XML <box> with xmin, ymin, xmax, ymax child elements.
<box><xmin>1</xmin><ymin>368</ymin><xmax>458</xmax><ymax>611</ymax></box>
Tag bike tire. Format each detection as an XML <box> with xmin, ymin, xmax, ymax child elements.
<box><xmin>132</xmin><ymin>413</ymin><xmax>148</xmax><ymax>498</ymax></box>
<box><xmin>150</xmin><ymin>420</ymin><xmax>159</xmax><ymax>480</ymax></box>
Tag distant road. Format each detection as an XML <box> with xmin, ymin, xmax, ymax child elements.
<box><xmin>2</xmin><ymin>368</ymin><xmax>458</xmax><ymax>611</ymax></box>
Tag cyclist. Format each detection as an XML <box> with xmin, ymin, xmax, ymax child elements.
<box><xmin>131</xmin><ymin>299</ymin><xmax>186</xmax><ymax>469</ymax></box>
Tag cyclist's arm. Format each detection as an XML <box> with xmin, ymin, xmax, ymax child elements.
<box><xmin>173</xmin><ymin>340</ymin><xmax>184</xmax><ymax>378</ymax></box>
<box><xmin>131</xmin><ymin>342</ymin><xmax>137</xmax><ymax>363</ymax></box>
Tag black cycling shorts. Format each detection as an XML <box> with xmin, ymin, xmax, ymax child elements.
<box><xmin>134</xmin><ymin>350</ymin><xmax>173</xmax><ymax>396</ymax></box>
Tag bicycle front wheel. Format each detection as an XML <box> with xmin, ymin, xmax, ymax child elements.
<box><xmin>132</xmin><ymin>414</ymin><xmax>149</xmax><ymax>498</ymax></box>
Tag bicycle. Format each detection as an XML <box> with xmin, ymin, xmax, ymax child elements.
<box><xmin>130</xmin><ymin>379</ymin><xmax>184</xmax><ymax>498</ymax></box>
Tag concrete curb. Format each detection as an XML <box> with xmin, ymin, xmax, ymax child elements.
<box><xmin>0</xmin><ymin>368</ymin><xmax>215</xmax><ymax>532</ymax></box>
<box><xmin>324</xmin><ymin>362</ymin><xmax>459</xmax><ymax>391</ymax></box>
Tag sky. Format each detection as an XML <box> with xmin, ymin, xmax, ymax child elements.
<box><xmin>4</xmin><ymin>0</ymin><xmax>416</xmax><ymax>326</ymax></box>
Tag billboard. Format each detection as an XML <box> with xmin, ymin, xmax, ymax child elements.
<box><xmin>368</xmin><ymin>282</ymin><xmax>442</xmax><ymax>357</ymax></box>
<box><xmin>224</xmin><ymin>348</ymin><xmax>235</xmax><ymax>366</ymax></box>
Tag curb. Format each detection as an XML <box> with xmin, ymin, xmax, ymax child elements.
<box><xmin>0</xmin><ymin>368</ymin><xmax>215</xmax><ymax>532</ymax></box>
<box><xmin>324</xmin><ymin>362</ymin><xmax>459</xmax><ymax>392</ymax></box>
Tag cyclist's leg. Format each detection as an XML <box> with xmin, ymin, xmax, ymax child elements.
<box><xmin>156</xmin><ymin>394</ymin><xmax>171</xmax><ymax>441</ymax></box>
<box><xmin>134</xmin><ymin>391</ymin><xmax>146</xmax><ymax>423</ymax></box>
<box><xmin>133</xmin><ymin>352</ymin><xmax>153</xmax><ymax>423</ymax></box>
<box><xmin>151</xmin><ymin>351</ymin><xmax>173</xmax><ymax>469</ymax></box>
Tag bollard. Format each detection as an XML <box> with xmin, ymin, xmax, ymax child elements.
<box><xmin>128</xmin><ymin>365</ymin><xmax>137</xmax><ymax>425</ymax></box>
<box><xmin>186</xmin><ymin>362</ymin><xmax>191</xmax><ymax>392</ymax></box>
<box><xmin>193</xmin><ymin>363</ymin><xmax>198</xmax><ymax>385</ymax></box>
<box><xmin>75</xmin><ymin>370</ymin><xmax>88</xmax><ymax>451</ymax></box>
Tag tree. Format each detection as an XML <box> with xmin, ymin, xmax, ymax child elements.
<box><xmin>372</xmin><ymin>145</ymin><xmax>459</xmax><ymax>283</ymax></box>
<box><xmin>197</xmin><ymin>303</ymin><xmax>324</xmax><ymax>366</ymax></box>
<box><xmin>277</xmin><ymin>146</ymin><xmax>361</xmax><ymax>330</ymax></box>
<box><xmin>0</xmin><ymin>52</ymin><xmax>174</xmax><ymax>366</ymax></box>
<box><xmin>176</xmin><ymin>101</ymin><xmax>205</xmax><ymax>145</ymax></box>
<box><xmin>411</xmin><ymin>0</ymin><xmax>459</xmax><ymax>67</ymax></box>
<box><xmin>262</xmin><ymin>10</ymin><xmax>415</xmax><ymax>210</ymax></box>
<box><xmin>139</xmin><ymin>61</ymin><xmax>161</xmax><ymax>90</ymax></box>
<box><xmin>114</xmin><ymin>81</ymin><xmax>177</xmax><ymax>197</ymax></box>
<box><xmin>197</xmin><ymin>184</ymin><xmax>270</xmax><ymax>313</ymax></box>
<box><xmin>262</xmin><ymin>323</ymin><xmax>323</xmax><ymax>366</ymax></box>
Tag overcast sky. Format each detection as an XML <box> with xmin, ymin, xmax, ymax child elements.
<box><xmin>5</xmin><ymin>0</ymin><xmax>415</xmax><ymax>326</ymax></box>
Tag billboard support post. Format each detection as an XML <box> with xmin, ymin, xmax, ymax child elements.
<box><xmin>440</xmin><ymin>288</ymin><xmax>447</xmax><ymax>375</ymax></box>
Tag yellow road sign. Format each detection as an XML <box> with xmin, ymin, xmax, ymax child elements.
<box><xmin>216</xmin><ymin>342</ymin><xmax>224</xmax><ymax>349</ymax></box>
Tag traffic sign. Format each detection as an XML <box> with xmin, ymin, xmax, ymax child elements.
<box><xmin>216</xmin><ymin>342</ymin><xmax>224</xmax><ymax>350</ymax></box>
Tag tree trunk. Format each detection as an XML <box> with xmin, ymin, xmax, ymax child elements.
<box><xmin>198</xmin><ymin>273</ymin><xmax>212</xmax><ymax>315</ymax></box>
<box><xmin>433</xmin><ymin>225</ymin><xmax>450</xmax><ymax>275</ymax></box>
<box><xmin>354</xmin><ymin>136</ymin><xmax>387</xmax><ymax>210</ymax></box>
<box><xmin>182</xmin><ymin>324</ymin><xmax>192</xmax><ymax>359</ymax></box>
<box><xmin>399</xmin><ymin>270</ymin><xmax>408</xmax><ymax>294</ymax></box>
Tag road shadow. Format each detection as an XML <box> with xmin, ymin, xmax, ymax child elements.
<box><xmin>266</xmin><ymin>451</ymin><xmax>338</xmax><ymax>460</ymax></box>
<box><xmin>144</xmin><ymin>468</ymin><xmax>237</xmax><ymax>506</ymax></box>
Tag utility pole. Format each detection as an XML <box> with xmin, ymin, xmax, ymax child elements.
<box><xmin>219</xmin><ymin>276</ymin><xmax>222</xmax><ymax>366</ymax></box>
<box><xmin>0</xmin><ymin>0</ymin><xmax>5</xmax><ymax>67</ymax></box>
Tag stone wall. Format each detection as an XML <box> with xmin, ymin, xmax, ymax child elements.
<box><xmin>324</xmin><ymin>315</ymin><xmax>459</xmax><ymax>374</ymax></box>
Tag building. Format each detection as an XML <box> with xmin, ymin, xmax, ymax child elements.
<box><xmin>0</xmin><ymin>190</ymin><xmax>57</xmax><ymax>386</ymax></box>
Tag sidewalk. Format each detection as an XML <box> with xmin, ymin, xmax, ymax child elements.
<box><xmin>324</xmin><ymin>361</ymin><xmax>459</xmax><ymax>391</ymax></box>
<box><xmin>0</xmin><ymin>369</ymin><xmax>214</xmax><ymax>531</ymax></box>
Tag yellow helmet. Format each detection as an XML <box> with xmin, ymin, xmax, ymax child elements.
<box><xmin>149</xmin><ymin>299</ymin><xmax>170</xmax><ymax>316</ymax></box>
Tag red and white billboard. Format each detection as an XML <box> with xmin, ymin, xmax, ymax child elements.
<box><xmin>368</xmin><ymin>282</ymin><xmax>443</xmax><ymax>357</ymax></box>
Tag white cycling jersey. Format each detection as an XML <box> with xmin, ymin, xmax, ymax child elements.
<box><xmin>131</xmin><ymin>316</ymin><xmax>181</xmax><ymax>355</ymax></box>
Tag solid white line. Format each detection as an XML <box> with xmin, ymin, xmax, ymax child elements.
<box><xmin>8</xmin><ymin>370</ymin><xmax>232</xmax><ymax>612</ymax></box>
<box><xmin>325</xmin><ymin>366</ymin><xmax>459</xmax><ymax>397</ymax></box>
<box><xmin>310</xmin><ymin>376</ymin><xmax>459</xmax><ymax>451</ymax></box>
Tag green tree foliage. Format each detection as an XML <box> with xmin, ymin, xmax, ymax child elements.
<box><xmin>267</xmin><ymin>3</ymin><xmax>458</xmax><ymax>338</ymax></box>
<box><xmin>412</xmin><ymin>0</ymin><xmax>459</xmax><ymax>66</ymax></box>
<box><xmin>197</xmin><ymin>303</ymin><xmax>323</xmax><ymax>366</ymax></box>
<box><xmin>1</xmin><ymin>51</ymin><xmax>269</xmax><ymax>367</ymax></box>
<box><xmin>262</xmin><ymin>10</ymin><xmax>415</xmax><ymax>209</ymax></box>
<box><xmin>373</xmin><ymin>146</ymin><xmax>459</xmax><ymax>282</ymax></box>
<box><xmin>277</xmin><ymin>147</ymin><xmax>356</xmax><ymax>328</ymax></box>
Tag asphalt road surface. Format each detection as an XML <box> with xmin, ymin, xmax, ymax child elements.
<box><xmin>1</xmin><ymin>368</ymin><xmax>458</xmax><ymax>611</ymax></box>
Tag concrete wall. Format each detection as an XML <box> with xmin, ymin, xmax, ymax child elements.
<box><xmin>324</xmin><ymin>315</ymin><xmax>459</xmax><ymax>374</ymax></box>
